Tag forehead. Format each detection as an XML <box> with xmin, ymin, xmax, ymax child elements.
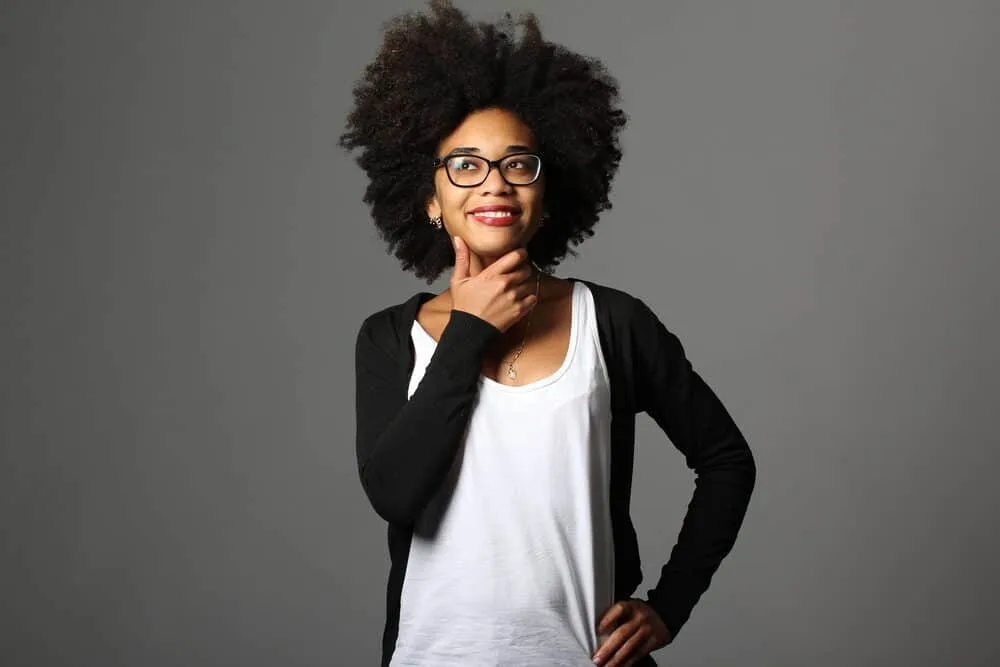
<box><xmin>437</xmin><ymin>108</ymin><xmax>537</xmax><ymax>154</ymax></box>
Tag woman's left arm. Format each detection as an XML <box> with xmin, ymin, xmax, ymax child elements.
<box><xmin>595</xmin><ymin>297</ymin><xmax>757</xmax><ymax>667</ymax></box>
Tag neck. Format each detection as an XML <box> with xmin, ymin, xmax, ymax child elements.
<box><xmin>444</xmin><ymin>248</ymin><xmax>547</xmax><ymax>308</ymax></box>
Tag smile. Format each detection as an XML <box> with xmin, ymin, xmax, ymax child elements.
<box><xmin>468</xmin><ymin>208</ymin><xmax>521</xmax><ymax>226</ymax></box>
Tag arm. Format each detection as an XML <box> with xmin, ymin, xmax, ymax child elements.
<box><xmin>632</xmin><ymin>298</ymin><xmax>757</xmax><ymax>640</ymax></box>
<box><xmin>354</xmin><ymin>309</ymin><xmax>498</xmax><ymax>526</ymax></box>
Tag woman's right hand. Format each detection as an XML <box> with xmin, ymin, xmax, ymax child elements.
<box><xmin>449</xmin><ymin>236</ymin><xmax>538</xmax><ymax>333</ymax></box>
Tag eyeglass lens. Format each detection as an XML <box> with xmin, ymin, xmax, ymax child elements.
<box><xmin>444</xmin><ymin>154</ymin><xmax>540</xmax><ymax>186</ymax></box>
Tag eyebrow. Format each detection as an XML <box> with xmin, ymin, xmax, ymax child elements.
<box><xmin>445</xmin><ymin>144</ymin><xmax>533</xmax><ymax>155</ymax></box>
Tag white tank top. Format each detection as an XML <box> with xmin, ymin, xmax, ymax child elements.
<box><xmin>391</xmin><ymin>281</ymin><xmax>615</xmax><ymax>667</ymax></box>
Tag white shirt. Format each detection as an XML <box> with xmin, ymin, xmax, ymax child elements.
<box><xmin>391</xmin><ymin>281</ymin><xmax>615</xmax><ymax>667</ymax></box>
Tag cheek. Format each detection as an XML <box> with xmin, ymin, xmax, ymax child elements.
<box><xmin>524</xmin><ymin>187</ymin><xmax>546</xmax><ymax>216</ymax></box>
<box><xmin>431</xmin><ymin>175</ymin><xmax>459</xmax><ymax>212</ymax></box>
<box><xmin>440</xmin><ymin>190</ymin><xmax>470</xmax><ymax>214</ymax></box>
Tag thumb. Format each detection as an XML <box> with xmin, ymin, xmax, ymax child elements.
<box><xmin>451</xmin><ymin>235</ymin><xmax>469</xmax><ymax>285</ymax></box>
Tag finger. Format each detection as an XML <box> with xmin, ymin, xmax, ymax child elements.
<box><xmin>603</xmin><ymin>624</ymin><xmax>650</xmax><ymax>667</ymax></box>
<box><xmin>593</xmin><ymin>618</ymin><xmax>633</xmax><ymax>666</ymax></box>
<box><xmin>510</xmin><ymin>280</ymin><xmax>541</xmax><ymax>305</ymax></box>
<box><xmin>502</xmin><ymin>266</ymin><xmax>533</xmax><ymax>289</ymax></box>
<box><xmin>622</xmin><ymin>634</ymin><xmax>660</xmax><ymax>667</ymax></box>
<box><xmin>484</xmin><ymin>247</ymin><xmax>530</xmax><ymax>277</ymax></box>
<box><xmin>641</xmin><ymin>635</ymin><xmax>661</xmax><ymax>661</ymax></box>
<box><xmin>451</xmin><ymin>236</ymin><xmax>469</xmax><ymax>284</ymax></box>
<box><xmin>597</xmin><ymin>602</ymin><xmax>630</xmax><ymax>636</ymax></box>
<box><xmin>520</xmin><ymin>292</ymin><xmax>539</xmax><ymax>313</ymax></box>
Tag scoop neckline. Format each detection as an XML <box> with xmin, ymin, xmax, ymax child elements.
<box><xmin>411</xmin><ymin>281</ymin><xmax>582</xmax><ymax>394</ymax></box>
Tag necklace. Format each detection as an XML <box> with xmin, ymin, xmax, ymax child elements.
<box><xmin>504</xmin><ymin>265</ymin><xmax>542</xmax><ymax>381</ymax></box>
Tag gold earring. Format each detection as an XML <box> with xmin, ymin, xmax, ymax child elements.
<box><xmin>429</xmin><ymin>215</ymin><xmax>443</xmax><ymax>229</ymax></box>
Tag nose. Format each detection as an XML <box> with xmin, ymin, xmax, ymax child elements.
<box><xmin>479</xmin><ymin>163</ymin><xmax>513</xmax><ymax>195</ymax></box>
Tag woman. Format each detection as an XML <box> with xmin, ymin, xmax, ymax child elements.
<box><xmin>341</xmin><ymin>2</ymin><xmax>756</xmax><ymax>665</ymax></box>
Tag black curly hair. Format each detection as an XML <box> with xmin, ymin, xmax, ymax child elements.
<box><xmin>339</xmin><ymin>0</ymin><xmax>627</xmax><ymax>283</ymax></box>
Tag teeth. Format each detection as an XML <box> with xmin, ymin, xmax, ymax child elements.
<box><xmin>474</xmin><ymin>211</ymin><xmax>515</xmax><ymax>218</ymax></box>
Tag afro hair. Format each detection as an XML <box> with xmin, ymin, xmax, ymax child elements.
<box><xmin>340</xmin><ymin>0</ymin><xmax>627</xmax><ymax>282</ymax></box>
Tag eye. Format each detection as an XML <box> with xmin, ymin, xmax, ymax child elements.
<box><xmin>502</xmin><ymin>155</ymin><xmax>539</xmax><ymax>173</ymax></box>
<box><xmin>448</xmin><ymin>157</ymin><xmax>482</xmax><ymax>171</ymax></box>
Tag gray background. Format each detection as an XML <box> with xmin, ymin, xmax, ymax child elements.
<box><xmin>2</xmin><ymin>0</ymin><xmax>998</xmax><ymax>665</ymax></box>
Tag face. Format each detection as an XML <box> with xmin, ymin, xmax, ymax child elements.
<box><xmin>426</xmin><ymin>107</ymin><xmax>545</xmax><ymax>261</ymax></box>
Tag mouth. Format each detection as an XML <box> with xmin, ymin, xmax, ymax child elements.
<box><xmin>467</xmin><ymin>206</ymin><xmax>522</xmax><ymax>227</ymax></box>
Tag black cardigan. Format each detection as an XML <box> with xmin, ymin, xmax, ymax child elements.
<box><xmin>355</xmin><ymin>277</ymin><xmax>756</xmax><ymax>666</ymax></box>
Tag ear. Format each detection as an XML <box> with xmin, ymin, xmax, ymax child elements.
<box><xmin>425</xmin><ymin>193</ymin><xmax>440</xmax><ymax>220</ymax></box>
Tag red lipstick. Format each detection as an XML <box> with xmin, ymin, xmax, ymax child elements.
<box><xmin>468</xmin><ymin>205</ymin><xmax>521</xmax><ymax>227</ymax></box>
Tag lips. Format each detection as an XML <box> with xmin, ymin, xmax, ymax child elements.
<box><xmin>468</xmin><ymin>205</ymin><xmax>522</xmax><ymax>227</ymax></box>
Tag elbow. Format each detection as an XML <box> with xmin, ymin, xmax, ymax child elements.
<box><xmin>733</xmin><ymin>442</ymin><xmax>757</xmax><ymax>497</ymax></box>
<box><xmin>733</xmin><ymin>442</ymin><xmax>756</xmax><ymax>478</ymax></box>
<box><xmin>360</xmin><ymin>466</ymin><xmax>422</xmax><ymax>526</ymax></box>
<box><xmin>741</xmin><ymin>449</ymin><xmax>757</xmax><ymax>493</ymax></box>
<box><xmin>728</xmin><ymin>439</ymin><xmax>757</xmax><ymax>489</ymax></box>
<box><xmin>695</xmin><ymin>436</ymin><xmax>757</xmax><ymax>490</ymax></box>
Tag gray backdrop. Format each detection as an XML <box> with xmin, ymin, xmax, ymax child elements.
<box><xmin>2</xmin><ymin>1</ymin><xmax>998</xmax><ymax>665</ymax></box>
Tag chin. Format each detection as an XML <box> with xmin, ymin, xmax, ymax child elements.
<box><xmin>466</xmin><ymin>235</ymin><xmax>525</xmax><ymax>258</ymax></box>
<box><xmin>467</xmin><ymin>222</ymin><xmax>534</xmax><ymax>245</ymax></box>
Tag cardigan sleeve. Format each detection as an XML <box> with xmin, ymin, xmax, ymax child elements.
<box><xmin>630</xmin><ymin>298</ymin><xmax>756</xmax><ymax>641</ymax></box>
<box><xmin>355</xmin><ymin>309</ymin><xmax>499</xmax><ymax>526</ymax></box>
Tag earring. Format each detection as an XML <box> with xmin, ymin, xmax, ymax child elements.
<box><xmin>539</xmin><ymin>213</ymin><xmax>549</xmax><ymax>227</ymax></box>
<box><xmin>429</xmin><ymin>215</ymin><xmax>443</xmax><ymax>229</ymax></box>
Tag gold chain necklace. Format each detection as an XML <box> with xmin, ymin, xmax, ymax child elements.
<box><xmin>504</xmin><ymin>265</ymin><xmax>542</xmax><ymax>380</ymax></box>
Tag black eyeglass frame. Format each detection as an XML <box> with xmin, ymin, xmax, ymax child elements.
<box><xmin>431</xmin><ymin>152</ymin><xmax>543</xmax><ymax>188</ymax></box>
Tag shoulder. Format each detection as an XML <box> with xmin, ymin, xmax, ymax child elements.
<box><xmin>356</xmin><ymin>292</ymin><xmax>431</xmax><ymax>348</ymax></box>
<box><xmin>571</xmin><ymin>276</ymin><xmax>686</xmax><ymax>361</ymax></box>
<box><xmin>571</xmin><ymin>277</ymin><xmax>663</xmax><ymax>326</ymax></box>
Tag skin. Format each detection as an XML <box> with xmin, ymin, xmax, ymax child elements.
<box><xmin>420</xmin><ymin>107</ymin><xmax>576</xmax><ymax>384</ymax></box>
<box><xmin>418</xmin><ymin>107</ymin><xmax>673</xmax><ymax>664</ymax></box>
<box><xmin>426</xmin><ymin>107</ymin><xmax>546</xmax><ymax>273</ymax></box>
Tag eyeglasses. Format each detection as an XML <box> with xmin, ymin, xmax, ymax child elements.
<box><xmin>432</xmin><ymin>153</ymin><xmax>542</xmax><ymax>188</ymax></box>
